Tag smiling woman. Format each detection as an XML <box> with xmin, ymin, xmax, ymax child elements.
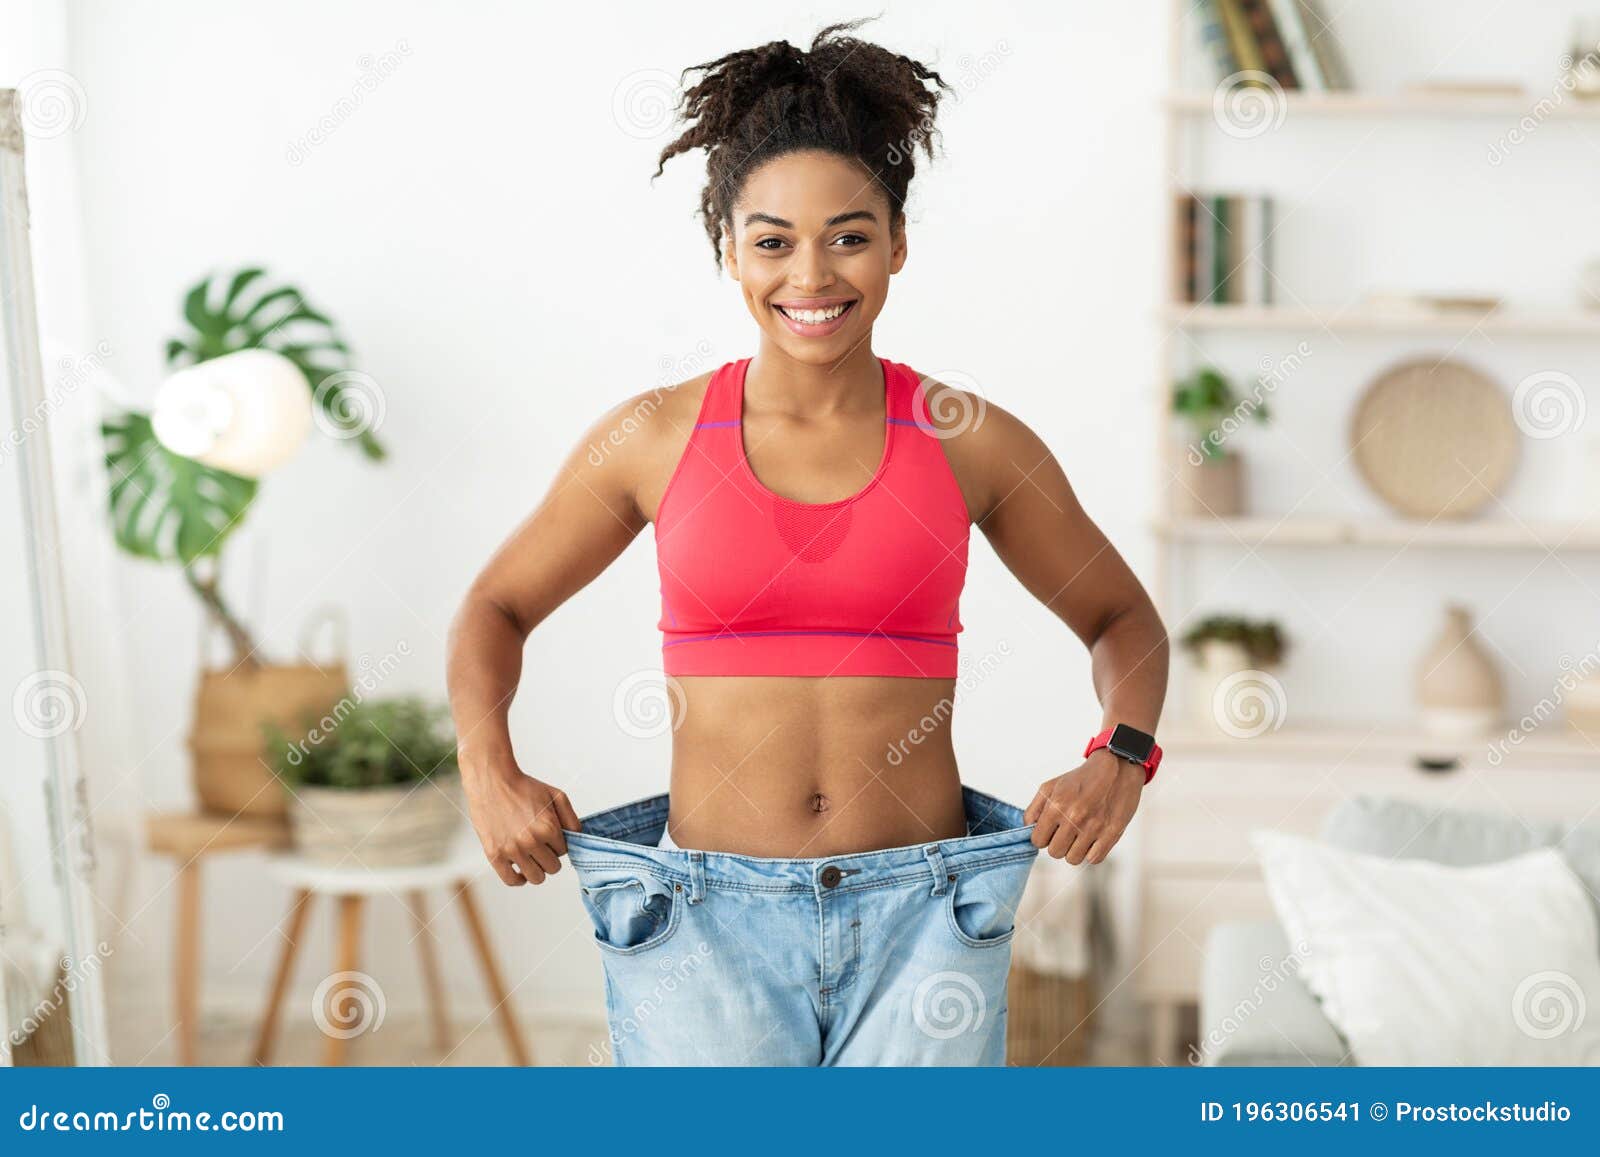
<box><xmin>446</xmin><ymin>18</ymin><xmax>1169</xmax><ymax>1067</ymax></box>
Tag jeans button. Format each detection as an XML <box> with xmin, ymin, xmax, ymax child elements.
<box><xmin>820</xmin><ymin>865</ymin><xmax>842</xmax><ymax>888</ymax></box>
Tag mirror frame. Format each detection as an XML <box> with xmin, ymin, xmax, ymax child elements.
<box><xmin>0</xmin><ymin>88</ymin><xmax>110</xmax><ymax>1066</ymax></box>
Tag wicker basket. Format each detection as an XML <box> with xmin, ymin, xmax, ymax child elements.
<box><xmin>289</xmin><ymin>776</ymin><xmax>464</xmax><ymax>866</ymax></box>
<box><xmin>1005</xmin><ymin>961</ymin><xmax>1094</xmax><ymax>1066</ymax></box>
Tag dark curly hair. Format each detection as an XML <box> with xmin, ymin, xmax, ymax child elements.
<box><xmin>655</xmin><ymin>19</ymin><xmax>950</xmax><ymax>266</ymax></box>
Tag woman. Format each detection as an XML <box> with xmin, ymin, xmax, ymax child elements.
<box><xmin>446</xmin><ymin>21</ymin><xmax>1168</xmax><ymax>1066</ymax></box>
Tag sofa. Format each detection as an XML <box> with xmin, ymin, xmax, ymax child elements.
<box><xmin>1198</xmin><ymin>794</ymin><xmax>1600</xmax><ymax>1066</ymax></box>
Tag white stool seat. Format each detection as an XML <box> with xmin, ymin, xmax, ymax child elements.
<box><xmin>264</xmin><ymin>841</ymin><xmax>484</xmax><ymax>895</ymax></box>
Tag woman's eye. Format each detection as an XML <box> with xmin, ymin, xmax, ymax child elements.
<box><xmin>755</xmin><ymin>237</ymin><xmax>787</xmax><ymax>251</ymax></box>
<box><xmin>834</xmin><ymin>233</ymin><xmax>868</xmax><ymax>248</ymax></box>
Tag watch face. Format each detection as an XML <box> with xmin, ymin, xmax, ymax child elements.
<box><xmin>1108</xmin><ymin>723</ymin><xmax>1155</xmax><ymax>763</ymax></box>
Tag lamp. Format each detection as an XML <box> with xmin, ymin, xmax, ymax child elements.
<box><xmin>151</xmin><ymin>348</ymin><xmax>312</xmax><ymax>477</ymax></box>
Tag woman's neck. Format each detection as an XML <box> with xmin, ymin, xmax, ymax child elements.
<box><xmin>746</xmin><ymin>339</ymin><xmax>882</xmax><ymax>417</ymax></box>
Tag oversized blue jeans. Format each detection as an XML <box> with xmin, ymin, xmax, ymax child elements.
<box><xmin>564</xmin><ymin>787</ymin><xmax>1038</xmax><ymax>1066</ymax></box>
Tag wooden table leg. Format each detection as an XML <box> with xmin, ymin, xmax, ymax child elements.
<box><xmin>252</xmin><ymin>889</ymin><xmax>314</xmax><ymax>1065</ymax></box>
<box><xmin>407</xmin><ymin>889</ymin><xmax>451</xmax><ymax>1052</ymax></box>
<box><xmin>1149</xmin><ymin>1000</ymin><xmax>1180</xmax><ymax>1067</ymax></box>
<box><xmin>453</xmin><ymin>880</ymin><xmax>530</xmax><ymax>1066</ymax></box>
<box><xmin>175</xmin><ymin>862</ymin><xmax>201</xmax><ymax>1066</ymax></box>
<box><xmin>323</xmin><ymin>894</ymin><xmax>365</xmax><ymax>1067</ymax></box>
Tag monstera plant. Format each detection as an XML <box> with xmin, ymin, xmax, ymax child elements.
<box><xmin>102</xmin><ymin>268</ymin><xmax>386</xmax><ymax>667</ymax></box>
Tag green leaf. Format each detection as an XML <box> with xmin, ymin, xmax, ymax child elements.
<box><xmin>101</xmin><ymin>412</ymin><xmax>257</xmax><ymax>564</ymax></box>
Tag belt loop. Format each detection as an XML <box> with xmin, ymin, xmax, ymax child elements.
<box><xmin>924</xmin><ymin>844</ymin><xmax>949</xmax><ymax>897</ymax></box>
<box><xmin>686</xmin><ymin>850</ymin><xmax>706</xmax><ymax>905</ymax></box>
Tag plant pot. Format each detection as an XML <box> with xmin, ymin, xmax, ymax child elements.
<box><xmin>189</xmin><ymin>662</ymin><xmax>350</xmax><ymax>818</ymax></box>
<box><xmin>1173</xmin><ymin>453</ymin><xmax>1243</xmax><ymax>517</ymax></box>
<box><xmin>1192</xmin><ymin>639</ymin><xmax>1254</xmax><ymax>734</ymax></box>
<box><xmin>289</xmin><ymin>776</ymin><xmax>465</xmax><ymax>867</ymax></box>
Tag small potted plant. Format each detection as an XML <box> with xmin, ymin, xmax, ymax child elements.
<box><xmin>1180</xmin><ymin>615</ymin><xmax>1288</xmax><ymax>733</ymax></box>
<box><xmin>1170</xmin><ymin>366</ymin><xmax>1269</xmax><ymax>517</ymax></box>
<box><xmin>264</xmin><ymin>696</ymin><xmax>464</xmax><ymax>866</ymax></box>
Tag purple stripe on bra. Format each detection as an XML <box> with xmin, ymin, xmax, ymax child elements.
<box><xmin>887</xmin><ymin>417</ymin><xmax>936</xmax><ymax>431</ymax></box>
<box><xmin>693</xmin><ymin>420</ymin><xmax>741</xmax><ymax>428</ymax></box>
<box><xmin>664</xmin><ymin>629</ymin><xmax>956</xmax><ymax>648</ymax></box>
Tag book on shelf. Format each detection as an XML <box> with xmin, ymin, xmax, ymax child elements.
<box><xmin>1195</xmin><ymin>0</ymin><xmax>1349</xmax><ymax>90</ymax></box>
<box><xmin>1174</xmin><ymin>192</ymin><xmax>1274</xmax><ymax>306</ymax></box>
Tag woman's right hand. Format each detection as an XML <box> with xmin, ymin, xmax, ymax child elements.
<box><xmin>461</xmin><ymin>758</ymin><xmax>582</xmax><ymax>887</ymax></box>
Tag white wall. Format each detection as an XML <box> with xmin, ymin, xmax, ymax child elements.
<box><xmin>29</xmin><ymin>0</ymin><xmax>1600</xmax><ymax>1042</ymax></box>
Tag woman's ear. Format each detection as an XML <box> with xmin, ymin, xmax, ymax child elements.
<box><xmin>723</xmin><ymin>230</ymin><xmax>740</xmax><ymax>281</ymax></box>
<box><xmin>889</xmin><ymin>220</ymin><xmax>908</xmax><ymax>275</ymax></box>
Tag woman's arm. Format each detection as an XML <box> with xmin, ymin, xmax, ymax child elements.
<box><xmin>446</xmin><ymin>395</ymin><xmax>660</xmax><ymax>887</ymax></box>
<box><xmin>939</xmin><ymin>392</ymin><xmax>1170</xmax><ymax>864</ymax></box>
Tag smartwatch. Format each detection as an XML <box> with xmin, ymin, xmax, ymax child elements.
<box><xmin>1084</xmin><ymin>724</ymin><xmax>1163</xmax><ymax>783</ymax></box>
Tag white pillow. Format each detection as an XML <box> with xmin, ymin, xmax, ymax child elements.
<box><xmin>1252</xmin><ymin>830</ymin><xmax>1600</xmax><ymax>1066</ymax></box>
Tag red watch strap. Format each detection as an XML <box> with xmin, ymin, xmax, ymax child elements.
<box><xmin>1084</xmin><ymin>726</ymin><xmax>1163</xmax><ymax>784</ymax></box>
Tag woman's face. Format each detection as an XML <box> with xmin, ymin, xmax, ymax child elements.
<box><xmin>725</xmin><ymin>149</ymin><xmax>906</xmax><ymax>367</ymax></box>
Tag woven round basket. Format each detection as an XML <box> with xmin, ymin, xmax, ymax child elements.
<box><xmin>290</xmin><ymin>776</ymin><xmax>465</xmax><ymax>866</ymax></box>
<box><xmin>1349</xmin><ymin>358</ymin><xmax>1519</xmax><ymax>519</ymax></box>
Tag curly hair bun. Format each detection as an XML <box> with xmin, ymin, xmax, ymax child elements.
<box><xmin>656</xmin><ymin>19</ymin><xmax>949</xmax><ymax>265</ymax></box>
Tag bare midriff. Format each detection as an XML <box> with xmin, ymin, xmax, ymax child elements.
<box><xmin>665</xmin><ymin>675</ymin><xmax>968</xmax><ymax>857</ymax></box>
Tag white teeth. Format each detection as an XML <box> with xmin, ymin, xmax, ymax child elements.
<box><xmin>779</xmin><ymin>303</ymin><xmax>849</xmax><ymax>325</ymax></box>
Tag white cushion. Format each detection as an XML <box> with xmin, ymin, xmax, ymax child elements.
<box><xmin>1252</xmin><ymin>830</ymin><xmax>1600</xmax><ymax>1065</ymax></box>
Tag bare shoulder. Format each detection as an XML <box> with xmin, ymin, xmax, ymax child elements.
<box><xmin>572</xmin><ymin>371</ymin><xmax>713</xmax><ymax>521</ymax></box>
<box><xmin>907</xmin><ymin>370</ymin><xmax>1056</xmax><ymax>520</ymax></box>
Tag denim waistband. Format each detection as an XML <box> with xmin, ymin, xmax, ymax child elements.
<box><xmin>563</xmin><ymin>785</ymin><xmax>1036</xmax><ymax>897</ymax></box>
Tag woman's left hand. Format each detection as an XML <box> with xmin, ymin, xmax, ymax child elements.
<box><xmin>1025</xmin><ymin>749</ymin><xmax>1145</xmax><ymax>865</ymax></box>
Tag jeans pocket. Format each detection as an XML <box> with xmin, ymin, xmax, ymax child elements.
<box><xmin>579</xmin><ymin>873</ymin><xmax>682</xmax><ymax>955</ymax></box>
<box><xmin>945</xmin><ymin>856</ymin><xmax>1034</xmax><ymax>949</ymax></box>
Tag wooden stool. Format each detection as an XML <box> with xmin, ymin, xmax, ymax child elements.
<box><xmin>252</xmin><ymin>849</ymin><xmax>529</xmax><ymax>1066</ymax></box>
<box><xmin>145</xmin><ymin>811</ymin><xmax>291</xmax><ymax>1066</ymax></box>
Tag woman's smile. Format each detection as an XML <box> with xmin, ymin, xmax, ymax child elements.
<box><xmin>772</xmin><ymin>296</ymin><xmax>858</xmax><ymax>337</ymax></box>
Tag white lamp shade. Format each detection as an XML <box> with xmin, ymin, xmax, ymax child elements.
<box><xmin>151</xmin><ymin>349</ymin><xmax>312</xmax><ymax>477</ymax></box>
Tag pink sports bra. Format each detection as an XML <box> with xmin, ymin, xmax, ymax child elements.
<box><xmin>655</xmin><ymin>357</ymin><xmax>970</xmax><ymax>678</ymax></box>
